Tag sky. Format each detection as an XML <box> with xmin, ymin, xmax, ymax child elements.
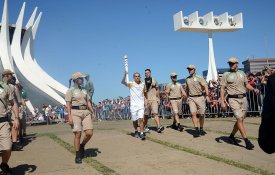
<box><xmin>4</xmin><ymin>0</ymin><xmax>275</xmax><ymax>103</ymax></box>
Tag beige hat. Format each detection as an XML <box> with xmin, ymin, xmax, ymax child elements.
<box><xmin>187</xmin><ymin>64</ymin><xmax>196</xmax><ymax>69</ymax></box>
<box><xmin>227</xmin><ymin>57</ymin><xmax>239</xmax><ymax>63</ymax></box>
<box><xmin>170</xmin><ymin>72</ymin><xmax>177</xmax><ymax>76</ymax></box>
<box><xmin>2</xmin><ymin>69</ymin><xmax>14</xmax><ymax>76</ymax></box>
<box><xmin>71</xmin><ymin>72</ymin><xmax>86</xmax><ymax>80</ymax></box>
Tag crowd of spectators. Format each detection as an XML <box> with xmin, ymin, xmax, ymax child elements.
<box><xmin>93</xmin><ymin>96</ymin><xmax>131</xmax><ymax>120</ymax></box>
<box><xmin>29</xmin><ymin>104</ymin><xmax>66</xmax><ymax>124</ymax></box>
<box><xmin>27</xmin><ymin>67</ymin><xmax>274</xmax><ymax>122</ymax></box>
<box><xmin>93</xmin><ymin>67</ymin><xmax>274</xmax><ymax>120</ymax></box>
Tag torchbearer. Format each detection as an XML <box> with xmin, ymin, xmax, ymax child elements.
<box><xmin>121</xmin><ymin>55</ymin><xmax>146</xmax><ymax>140</ymax></box>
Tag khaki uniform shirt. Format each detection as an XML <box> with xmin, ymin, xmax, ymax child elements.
<box><xmin>65</xmin><ymin>86</ymin><xmax>91</xmax><ymax>106</ymax></box>
<box><xmin>144</xmin><ymin>78</ymin><xmax>158</xmax><ymax>101</ymax></box>
<box><xmin>166</xmin><ymin>82</ymin><xmax>184</xmax><ymax>98</ymax></box>
<box><xmin>0</xmin><ymin>81</ymin><xmax>14</xmax><ymax>117</ymax></box>
<box><xmin>186</xmin><ymin>74</ymin><xmax>207</xmax><ymax>96</ymax></box>
<box><xmin>221</xmin><ymin>70</ymin><xmax>247</xmax><ymax>95</ymax></box>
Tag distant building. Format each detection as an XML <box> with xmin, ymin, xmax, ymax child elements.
<box><xmin>242</xmin><ymin>58</ymin><xmax>275</xmax><ymax>73</ymax></box>
<box><xmin>202</xmin><ymin>68</ymin><xmax>244</xmax><ymax>79</ymax></box>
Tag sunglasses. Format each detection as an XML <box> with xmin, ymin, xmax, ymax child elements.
<box><xmin>228</xmin><ymin>62</ymin><xmax>237</xmax><ymax>66</ymax></box>
<box><xmin>171</xmin><ymin>76</ymin><xmax>177</xmax><ymax>79</ymax></box>
<box><xmin>187</xmin><ymin>68</ymin><xmax>194</xmax><ymax>71</ymax></box>
<box><xmin>135</xmin><ymin>76</ymin><xmax>140</xmax><ymax>77</ymax></box>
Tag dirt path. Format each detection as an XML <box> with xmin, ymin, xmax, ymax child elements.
<box><xmin>8</xmin><ymin>118</ymin><xmax>274</xmax><ymax>175</ymax></box>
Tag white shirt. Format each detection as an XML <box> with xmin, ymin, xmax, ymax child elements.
<box><xmin>127</xmin><ymin>81</ymin><xmax>145</xmax><ymax>110</ymax></box>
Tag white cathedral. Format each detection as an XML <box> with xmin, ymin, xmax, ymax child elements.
<box><xmin>0</xmin><ymin>0</ymin><xmax>67</xmax><ymax>114</ymax></box>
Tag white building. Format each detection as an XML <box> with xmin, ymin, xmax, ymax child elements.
<box><xmin>0</xmin><ymin>0</ymin><xmax>67</xmax><ymax>114</ymax></box>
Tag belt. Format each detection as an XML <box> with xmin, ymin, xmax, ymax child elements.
<box><xmin>189</xmin><ymin>94</ymin><xmax>203</xmax><ymax>97</ymax></box>
<box><xmin>228</xmin><ymin>94</ymin><xmax>246</xmax><ymax>98</ymax></box>
<box><xmin>169</xmin><ymin>97</ymin><xmax>182</xmax><ymax>100</ymax></box>
<box><xmin>71</xmin><ymin>106</ymin><xmax>87</xmax><ymax>110</ymax></box>
<box><xmin>0</xmin><ymin>117</ymin><xmax>8</xmax><ymax>123</ymax></box>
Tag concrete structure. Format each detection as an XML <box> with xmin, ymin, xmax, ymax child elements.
<box><xmin>0</xmin><ymin>0</ymin><xmax>67</xmax><ymax>114</ymax></box>
<box><xmin>242</xmin><ymin>58</ymin><xmax>275</xmax><ymax>73</ymax></box>
<box><xmin>173</xmin><ymin>11</ymin><xmax>243</xmax><ymax>82</ymax></box>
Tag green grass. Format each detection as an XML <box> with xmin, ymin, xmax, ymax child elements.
<box><xmin>120</xmin><ymin>130</ymin><xmax>274</xmax><ymax>175</ymax></box>
<box><xmin>41</xmin><ymin>133</ymin><xmax>120</xmax><ymax>175</ymax></box>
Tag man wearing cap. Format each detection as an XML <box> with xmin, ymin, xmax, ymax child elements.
<box><xmin>166</xmin><ymin>72</ymin><xmax>186</xmax><ymax>131</ymax></box>
<box><xmin>0</xmin><ymin>69</ymin><xmax>19</xmax><ymax>174</ymax></box>
<box><xmin>66</xmin><ymin>72</ymin><xmax>95</xmax><ymax>164</ymax></box>
<box><xmin>143</xmin><ymin>69</ymin><xmax>164</xmax><ymax>133</ymax></box>
<box><xmin>186</xmin><ymin>64</ymin><xmax>210</xmax><ymax>137</ymax></box>
<box><xmin>7</xmin><ymin>76</ymin><xmax>25</xmax><ymax>148</ymax></box>
<box><xmin>221</xmin><ymin>57</ymin><xmax>259</xmax><ymax>150</ymax></box>
<box><xmin>2</xmin><ymin>71</ymin><xmax>23</xmax><ymax>151</ymax></box>
<box><xmin>122</xmin><ymin>71</ymin><xmax>146</xmax><ymax>140</ymax></box>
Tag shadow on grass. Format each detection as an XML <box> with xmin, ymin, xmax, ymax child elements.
<box><xmin>20</xmin><ymin>133</ymin><xmax>37</xmax><ymax>147</ymax></box>
<box><xmin>215</xmin><ymin>136</ymin><xmax>245</xmax><ymax>148</ymax></box>
<box><xmin>185</xmin><ymin>129</ymin><xmax>199</xmax><ymax>137</ymax></box>
<box><xmin>11</xmin><ymin>164</ymin><xmax>37</xmax><ymax>175</ymax></box>
<box><xmin>85</xmin><ymin>148</ymin><xmax>101</xmax><ymax>158</ymax></box>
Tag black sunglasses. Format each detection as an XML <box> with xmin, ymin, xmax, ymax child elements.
<box><xmin>171</xmin><ymin>76</ymin><xmax>177</xmax><ymax>79</ymax></box>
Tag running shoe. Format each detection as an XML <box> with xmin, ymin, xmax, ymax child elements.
<box><xmin>0</xmin><ymin>163</ymin><xmax>12</xmax><ymax>175</ymax></box>
<box><xmin>140</xmin><ymin>133</ymin><xmax>146</xmax><ymax>141</ymax></box>
<box><xmin>134</xmin><ymin>131</ymin><xmax>140</xmax><ymax>138</ymax></box>
<box><xmin>75</xmin><ymin>151</ymin><xmax>82</xmax><ymax>164</ymax></box>
<box><xmin>193</xmin><ymin>129</ymin><xmax>200</xmax><ymax>138</ymax></box>
<box><xmin>12</xmin><ymin>142</ymin><xmax>23</xmax><ymax>151</ymax></box>
<box><xmin>157</xmin><ymin>125</ymin><xmax>165</xmax><ymax>133</ymax></box>
<box><xmin>177</xmin><ymin>124</ymin><xmax>184</xmax><ymax>132</ymax></box>
<box><xmin>245</xmin><ymin>139</ymin><xmax>255</xmax><ymax>150</ymax></box>
<box><xmin>144</xmin><ymin>125</ymin><xmax>150</xmax><ymax>133</ymax></box>
<box><xmin>200</xmin><ymin>129</ymin><xmax>207</xmax><ymax>136</ymax></box>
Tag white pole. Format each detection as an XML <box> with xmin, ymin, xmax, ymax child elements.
<box><xmin>206</xmin><ymin>32</ymin><xmax>218</xmax><ymax>82</ymax></box>
<box><xmin>124</xmin><ymin>54</ymin><xmax>129</xmax><ymax>83</ymax></box>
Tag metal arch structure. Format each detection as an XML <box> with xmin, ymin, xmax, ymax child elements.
<box><xmin>173</xmin><ymin>11</ymin><xmax>243</xmax><ymax>82</ymax></box>
<box><xmin>0</xmin><ymin>0</ymin><xmax>68</xmax><ymax>114</ymax></box>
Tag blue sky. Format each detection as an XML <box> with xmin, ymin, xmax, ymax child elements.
<box><xmin>5</xmin><ymin>0</ymin><xmax>275</xmax><ymax>102</ymax></box>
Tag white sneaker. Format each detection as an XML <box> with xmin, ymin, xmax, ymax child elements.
<box><xmin>144</xmin><ymin>126</ymin><xmax>150</xmax><ymax>133</ymax></box>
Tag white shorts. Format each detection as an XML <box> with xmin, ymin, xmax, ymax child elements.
<box><xmin>130</xmin><ymin>108</ymin><xmax>144</xmax><ymax>121</ymax></box>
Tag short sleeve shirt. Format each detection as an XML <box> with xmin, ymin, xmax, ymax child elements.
<box><xmin>186</xmin><ymin>74</ymin><xmax>207</xmax><ymax>96</ymax></box>
<box><xmin>65</xmin><ymin>86</ymin><xmax>91</xmax><ymax>106</ymax></box>
<box><xmin>127</xmin><ymin>81</ymin><xmax>145</xmax><ymax>109</ymax></box>
<box><xmin>166</xmin><ymin>82</ymin><xmax>184</xmax><ymax>98</ymax></box>
<box><xmin>221</xmin><ymin>70</ymin><xmax>247</xmax><ymax>95</ymax></box>
<box><xmin>144</xmin><ymin>78</ymin><xmax>158</xmax><ymax>101</ymax></box>
<box><xmin>0</xmin><ymin>81</ymin><xmax>14</xmax><ymax>117</ymax></box>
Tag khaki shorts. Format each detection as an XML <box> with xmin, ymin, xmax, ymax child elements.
<box><xmin>171</xmin><ymin>99</ymin><xmax>182</xmax><ymax>115</ymax></box>
<box><xmin>229</xmin><ymin>97</ymin><xmax>247</xmax><ymax>119</ymax></box>
<box><xmin>187</xmin><ymin>96</ymin><xmax>206</xmax><ymax>115</ymax></box>
<box><xmin>0</xmin><ymin>122</ymin><xmax>12</xmax><ymax>151</ymax></box>
<box><xmin>145</xmin><ymin>100</ymin><xmax>159</xmax><ymax>115</ymax></box>
<box><xmin>71</xmin><ymin>109</ymin><xmax>93</xmax><ymax>132</ymax></box>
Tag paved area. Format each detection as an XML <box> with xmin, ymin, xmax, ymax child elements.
<box><xmin>7</xmin><ymin>118</ymin><xmax>275</xmax><ymax>175</ymax></box>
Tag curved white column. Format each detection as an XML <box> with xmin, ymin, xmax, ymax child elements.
<box><xmin>0</xmin><ymin>0</ymin><xmax>14</xmax><ymax>71</ymax></box>
<box><xmin>21</xmin><ymin>7</ymin><xmax>37</xmax><ymax>55</ymax></box>
<box><xmin>23</xmin><ymin>13</ymin><xmax>68</xmax><ymax>95</ymax></box>
<box><xmin>11</xmin><ymin>3</ymin><xmax>65</xmax><ymax>105</ymax></box>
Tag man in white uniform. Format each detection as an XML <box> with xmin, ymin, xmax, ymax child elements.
<box><xmin>122</xmin><ymin>71</ymin><xmax>145</xmax><ymax>140</ymax></box>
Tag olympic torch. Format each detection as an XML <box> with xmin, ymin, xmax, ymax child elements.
<box><xmin>124</xmin><ymin>54</ymin><xmax>129</xmax><ymax>83</ymax></box>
